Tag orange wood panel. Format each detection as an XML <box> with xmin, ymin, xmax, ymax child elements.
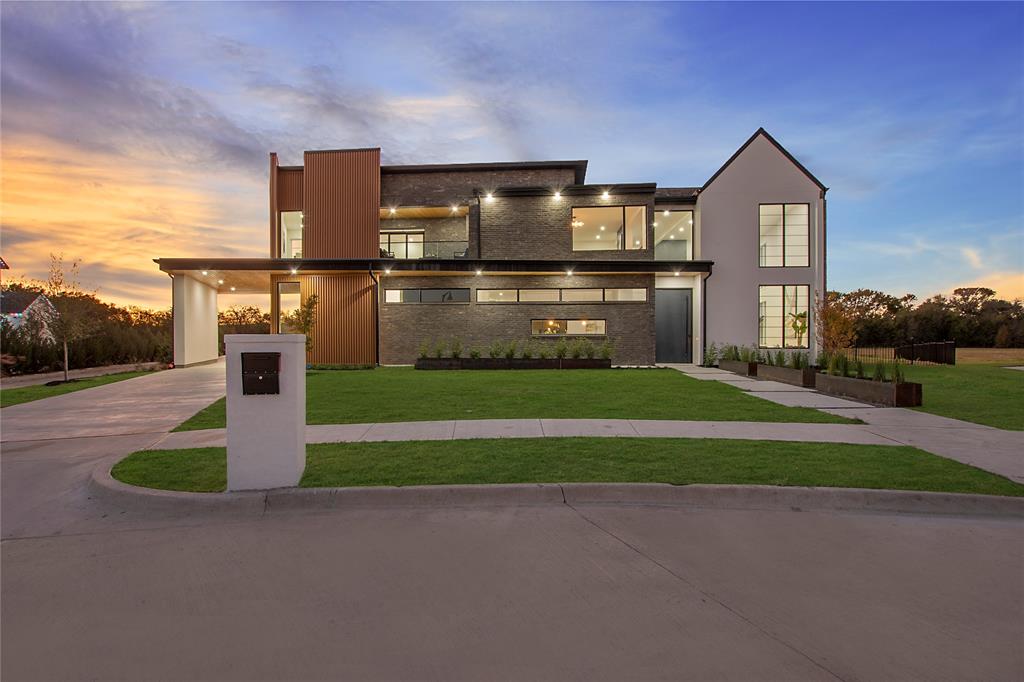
<box><xmin>277</xmin><ymin>169</ymin><xmax>304</xmax><ymax>211</ymax></box>
<box><xmin>278</xmin><ymin>273</ymin><xmax>376</xmax><ymax>365</ymax></box>
<box><xmin>302</xmin><ymin>149</ymin><xmax>380</xmax><ymax>258</ymax></box>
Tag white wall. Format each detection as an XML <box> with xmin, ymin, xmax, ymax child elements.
<box><xmin>172</xmin><ymin>274</ymin><xmax>219</xmax><ymax>367</ymax></box>
<box><xmin>697</xmin><ymin>133</ymin><xmax>825</xmax><ymax>357</ymax></box>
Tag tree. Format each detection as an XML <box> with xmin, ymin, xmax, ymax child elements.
<box><xmin>219</xmin><ymin>305</ymin><xmax>270</xmax><ymax>327</ymax></box>
<box><xmin>41</xmin><ymin>254</ymin><xmax>101</xmax><ymax>382</ymax></box>
<box><xmin>814</xmin><ymin>291</ymin><xmax>857</xmax><ymax>355</ymax></box>
<box><xmin>282</xmin><ymin>293</ymin><xmax>319</xmax><ymax>353</ymax></box>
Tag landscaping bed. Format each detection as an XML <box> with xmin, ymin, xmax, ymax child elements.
<box><xmin>112</xmin><ymin>438</ymin><xmax>1024</xmax><ymax>497</ymax></box>
<box><xmin>756</xmin><ymin>364</ymin><xmax>816</xmax><ymax>387</ymax></box>
<box><xmin>719</xmin><ymin>359</ymin><xmax>757</xmax><ymax>376</ymax></box>
<box><xmin>815</xmin><ymin>373</ymin><xmax>922</xmax><ymax>407</ymax></box>
<box><xmin>416</xmin><ymin>358</ymin><xmax>610</xmax><ymax>370</ymax></box>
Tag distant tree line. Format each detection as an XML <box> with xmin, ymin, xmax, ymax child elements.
<box><xmin>828</xmin><ymin>287</ymin><xmax>1024</xmax><ymax>348</ymax></box>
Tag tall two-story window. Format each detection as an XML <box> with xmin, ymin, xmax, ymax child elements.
<box><xmin>572</xmin><ymin>206</ymin><xmax>647</xmax><ymax>251</ymax></box>
<box><xmin>759</xmin><ymin>285</ymin><xmax>810</xmax><ymax>348</ymax></box>
<box><xmin>759</xmin><ymin>204</ymin><xmax>808</xmax><ymax>267</ymax></box>
<box><xmin>280</xmin><ymin>211</ymin><xmax>303</xmax><ymax>258</ymax></box>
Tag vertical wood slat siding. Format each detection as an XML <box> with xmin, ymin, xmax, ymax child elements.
<box><xmin>301</xmin><ymin>274</ymin><xmax>376</xmax><ymax>365</ymax></box>
<box><xmin>276</xmin><ymin>169</ymin><xmax>304</xmax><ymax>211</ymax></box>
<box><xmin>302</xmin><ymin>148</ymin><xmax>380</xmax><ymax>258</ymax></box>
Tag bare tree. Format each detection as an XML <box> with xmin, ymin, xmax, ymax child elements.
<box><xmin>42</xmin><ymin>254</ymin><xmax>100</xmax><ymax>382</ymax></box>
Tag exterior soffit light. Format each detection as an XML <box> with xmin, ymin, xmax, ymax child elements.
<box><xmin>475</xmin><ymin>269</ymin><xmax>483</xmax><ymax>275</ymax></box>
<box><xmin>201</xmin><ymin>271</ymin><xmax>208</xmax><ymax>275</ymax></box>
<box><xmin>451</xmin><ymin>205</ymin><xmax>459</xmax><ymax>213</ymax></box>
<box><xmin>601</xmin><ymin>191</ymin><xmax>610</xmax><ymax>199</ymax></box>
<box><xmin>566</xmin><ymin>269</ymin><xmax>573</xmax><ymax>276</ymax></box>
<box><xmin>554</xmin><ymin>191</ymin><xmax>561</xmax><ymax>200</ymax></box>
<box><xmin>663</xmin><ymin>210</ymin><xmax>670</xmax><ymax>216</ymax></box>
<box><xmin>485</xmin><ymin>193</ymin><xmax>494</xmax><ymax>202</ymax></box>
<box><xmin>290</xmin><ymin>268</ymin><xmax>298</xmax><ymax>275</ymax></box>
<box><xmin>218</xmin><ymin>279</ymin><xmax>224</xmax><ymax>285</ymax></box>
<box><xmin>384</xmin><ymin>267</ymin><xmax>391</xmax><ymax>275</ymax></box>
<box><xmin>674</xmin><ymin>271</ymin><xmax>680</xmax><ymax>277</ymax></box>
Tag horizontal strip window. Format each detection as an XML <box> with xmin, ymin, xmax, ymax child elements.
<box><xmin>384</xmin><ymin>288</ymin><xmax>470</xmax><ymax>304</ymax></box>
<box><xmin>476</xmin><ymin>288</ymin><xmax>648</xmax><ymax>303</ymax></box>
<box><xmin>532</xmin><ymin>319</ymin><xmax>607</xmax><ymax>336</ymax></box>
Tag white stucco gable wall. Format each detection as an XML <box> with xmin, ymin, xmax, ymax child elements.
<box><xmin>697</xmin><ymin>130</ymin><xmax>826</xmax><ymax>357</ymax></box>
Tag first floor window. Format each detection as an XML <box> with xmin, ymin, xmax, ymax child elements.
<box><xmin>531</xmin><ymin>319</ymin><xmax>607</xmax><ymax>336</ymax></box>
<box><xmin>277</xmin><ymin>282</ymin><xmax>301</xmax><ymax>333</ymax></box>
<box><xmin>758</xmin><ymin>285</ymin><xmax>810</xmax><ymax>348</ymax></box>
<box><xmin>383</xmin><ymin>288</ymin><xmax>469</xmax><ymax>303</ymax></box>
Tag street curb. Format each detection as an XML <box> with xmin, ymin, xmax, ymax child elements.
<box><xmin>90</xmin><ymin>462</ymin><xmax>1024</xmax><ymax>518</ymax></box>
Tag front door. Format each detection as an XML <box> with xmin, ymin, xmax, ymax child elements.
<box><xmin>655</xmin><ymin>288</ymin><xmax>693</xmax><ymax>363</ymax></box>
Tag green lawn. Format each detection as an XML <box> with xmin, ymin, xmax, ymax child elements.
<box><xmin>866</xmin><ymin>363</ymin><xmax>1024</xmax><ymax>430</ymax></box>
<box><xmin>1</xmin><ymin>371</ymin><xmax>155</xmax><ymax>408</ymax></box>
<box><xmin>111</xmin><ymin>437</ymin><xmax>1024</xmax><ymax>496</ymax></box>
<box><xmin>174</xmin><ymin>367</ymin><xmax>854</xmax><ymax>432</ymax></box>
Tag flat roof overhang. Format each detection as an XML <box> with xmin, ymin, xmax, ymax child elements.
<box><xmin>156</xmin><ymin>257</ymin><xmax>713</xmax><ymax>293</ymax></box>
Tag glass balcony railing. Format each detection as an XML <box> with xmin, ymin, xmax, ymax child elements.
<box><xmin>379</xmin><ymin>240</ymin><xmax>470</xmax><ymax>259</ymax></box>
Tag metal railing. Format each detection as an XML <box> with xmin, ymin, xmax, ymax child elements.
<box><xmin>379</xmin><ymin>240</ymin><xmax>469</xmax><ymax>260</ymax></box>
<box><xmin>843</xmin><ymin>341</ymin><xmax>956</xmax><ymax>366</ymax></box>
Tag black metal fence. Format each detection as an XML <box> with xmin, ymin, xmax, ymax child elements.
<box><xmin>843</xmin><ymin>341</ymin><xmax>956</xmax><ymax>366</ymax></box>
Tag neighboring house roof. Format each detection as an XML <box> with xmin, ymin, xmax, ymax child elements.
<box><xmin>0</xmin><ymin>256</ymin><xmax>9</xmax><ymax>269</ymax></box>
<box><xmin>1</xmin><ymin>290</ymin><xmax>42</xmax><ymax>315</ymax></box>
<box><xmin>702</xmin><ymin>127</ymin><xmax>828</xmax><ymax>193</ymax></box>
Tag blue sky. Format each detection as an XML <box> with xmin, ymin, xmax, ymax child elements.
<box><xmin>1</xmin><ymin>1</ymin><xmax>1021</xmax><ymax>307</ymax></box>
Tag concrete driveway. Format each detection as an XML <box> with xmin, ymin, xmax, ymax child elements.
<box><xmin>2</xmin><ymin>362</ymin><xmax>1022</xmax><ymax>681</ymax></box>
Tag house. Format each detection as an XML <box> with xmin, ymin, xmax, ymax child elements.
<box><xmin>156</xmin><ymin>128</ymin><xmax>826</xmax><ymax>367</ymax></box>
<box><xmin>1</xmin><ymin>289</ymin><xmax>56</xmax><ymax>340</ymax></box>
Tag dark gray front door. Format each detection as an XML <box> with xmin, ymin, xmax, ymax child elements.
<box><xmin>655</xmin><ymin>288</ymin><xmax>693</xmax><ymax>363</ymax></box>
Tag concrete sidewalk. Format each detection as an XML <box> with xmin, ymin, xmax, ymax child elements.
<box><xmin>665</xmin><ymin>364</ymin><xmax>1024</xmax><ymax>484</ymax></box>
<box><xmin>150</xmin><ymin>418</ymin><xmax>900</xmax><ymax>450</ymax></box>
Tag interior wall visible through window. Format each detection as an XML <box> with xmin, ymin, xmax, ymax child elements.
<box><xmin>654</xmin><ymin>210</ymin><xmax>693</xmax><ymax>261</ymax></box>
<box><xmin>280</xmin><ymin>211</ymin><xmax>303</xmax><ymax>258</ymax></box>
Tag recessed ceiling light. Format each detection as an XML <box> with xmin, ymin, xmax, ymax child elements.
<box><xmin>635</xmin><ymin>240</ymin><xmax>640</xmax><ymax>246</ymax></box>
<box><xmin>384</xmin><ymin>267</ymin><xmax>391</xmax><ymax>275</ymax></box>
<box><xmin>389</xmin><ymin>207</ymin><xmax>396</xmax><ymax>215</ymax></box>
<box><xmin>554</xmin><ymin>191</ymin><xmax>561</xmax><ymax>200</ymax></box>
<box><xmin>674</xmin><ymin>271</ymin><xmax>680</xmax><ymax>277</ymax></box>
<box><xmin>663</xmin><ymin>210</ymin><xmax>670</xmax><ymax>216</ymax></box>
<box><xmin>596</xmin><ymin>235</ymin><xmax>601</xmax><ymax>239</ymax></box>
<box><xmin>599</xmin><ymin>225</ymin><xmax>605</xmax><ymax>231</ymax></box>
<box><xmin>230</xmin><ymin>286</ymin><xmax>236</xmax><ymax>291</ymax></box>
<box><xmin>601</xmin><ymin>191</ymin><xmax>610</xmax><ymax>199</ymax></box>
<box><xmin>566</xmin><ymin>269</ymin><xmax>573</xmax><ymax>276</ymax></box>
<box><xmin>475</xmin><ymin>269</ymin><xmax>482</xmax><ymax>275</ymax></box>
<box><xmin>669</xmin><ymin>235</ymin><xmax>674</xmax><ymax>239</ymax></box>
<box><xmin>485</xmin><ymin>193</ymin><xmax>494</xmax><ymax>202</ymax></box>
<box><xmin>201</xmin><ymin>271</ymin><xmax>208</xmax><ymax>276</ymax></box>
<box><xmin>290</xmin><ymin>268</ymin><xmax>298</xmax><ymax>275</ymax></box>
<box><xmin>653</xmin><ymin>222</ymin><xmax>658</xmax><ymax>227</ymax></box>
<box><xmin>451</xmin><ymin>205</ymin><xmax>458</xmax><ymax>213</ymax></box>
<box><xmin>218</xmin><ymin>279</ymin><xmax>224</xmax><ymax>285</ymax></box>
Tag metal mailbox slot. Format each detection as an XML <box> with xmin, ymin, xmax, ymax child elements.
<box><xmin>241</xmin><ymin>352</ymin><xmax>280</xmax><ymax>395</ymax></box>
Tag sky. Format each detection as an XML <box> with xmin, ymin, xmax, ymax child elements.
<box><xmin>1</xmin><ymin>1</ymin><xmax>1022</xmax><ymax>309</ymax></box>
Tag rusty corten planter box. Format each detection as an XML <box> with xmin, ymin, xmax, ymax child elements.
<box><xmin>814</xmin><ymin>373</ymin><xmax>922</xmax><ymax>407</ymax></box>
<box><xmin>757</xmin><ymin>364</ymin><xmax>816</xmax><ymax>387</ymax></box>
<box><xmin>719</xmin><ymin>359</ymin><xmax>758</xmax><ymax>376</ymax></box>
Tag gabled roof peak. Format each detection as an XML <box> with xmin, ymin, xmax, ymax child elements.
<box><xmin>702</xmin><ymin>128</ymin><xmax>827</xmax><ymax>193</ymax></box>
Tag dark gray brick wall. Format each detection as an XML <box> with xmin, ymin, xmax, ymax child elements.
<box><xmin>479</xmin><ymin>192</ymin><xmax>656</xmax><ymax>261</ymax></box>
<box><xmin>381</xmin><ymin>168</ymin><xmax>576</xmax><ymax>206</ymax></box>
<box><xmin>379</xmin><ymin>274</ymin><xmax>655</xmax><ymax>365</ymax></box>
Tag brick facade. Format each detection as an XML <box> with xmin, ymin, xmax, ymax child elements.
<box><xmin>379</xmin><ymin>274</ymin><xmax>655</xmax><ymax>365</ymax></box>
<box><xmin>381</xmin><ymin>168</ymin><xmax>576</xmax><ymax>207</ymax></box>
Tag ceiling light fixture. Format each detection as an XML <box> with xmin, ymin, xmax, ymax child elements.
<box><xmin>230</xmin><ymin>286</ymin><xmax>236</xmax><ymax>291</ymax></box>
<box><xmin>218</xmin><ymin>279</ymin><xmax>224</xmax><ymax>285</ymax></box>
<box><xmin>389</xmin><ymin>207</ymin><xmax>397</xmax><ymax>215</ymax></box>
<box><xmin>674</xmin><ymin>271</ymin><xmax>680</xmax><ymax>277</ymax></box>
<box><xmin>663</xmin><ymin>210</ymin><xmax>670</xmax><ymax>216</ymax></box>
<box><xmin>485</xmin><ymin>193</ymin><xmax>494</xmax><ymax>202</ymax></box>
<box><xmin>475</xmin><ymin>269</ymin><xmax>483</xmax><ymax>275</ymax></box>
<box><xmin>201</xmin><ymin>271</ymin><xmax>208</xmax><ymax>276</ymax></box>
<box><xmin>451</xmin><ymin>205</ymin><xmax>459</xmax><ymax>213</ymax></box>
<box><xmin>384</xmin><ymin>267</ymin><xmax>391</xmax><ymax>275</ymax></box>
<box><xmin>599</xmin><ymin>225</ymin><xmax>605</xmax><ymax>231</ymax></box>
<box><xmin>554</xmin><ymin>191</ymin><xmax>561</xmax><ymax>200</ymax></box>
<box><xmin>290</xmin><ymin>268</ymin><xmax>298</xmax><ymax>275</ymax></box>
<box><xmin>653</xmin><ymin>222</ymin><xmax>658</xmax><ymax>227</ymax></box>
<box><xmin>566</xmin><ymin>269</ymin><xmax>573</xmax><ymax>276</ymax></box>
<box><xmin>601</xmin><ymin>191</ymin><xmax>610</xmax><ymax>199</ymax></box>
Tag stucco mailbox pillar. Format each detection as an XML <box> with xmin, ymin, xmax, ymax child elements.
<box><xmin>225</xmin><ymin>334</ymin><xmax>306</xmax><ymax>491</ymax></box>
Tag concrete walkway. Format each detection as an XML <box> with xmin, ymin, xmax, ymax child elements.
<box><xmin>664</xmin><ymin>364</ymin><xmax>1024</xmax><ymax>484</ymax></box>
<box><xmin>153</xmin><ymin>418</ymin><xmax>900</xmax><ymax>450</ymax></box>
<box><xmin>0</xmin><ymin>361</ymin><xmax>166</xmax><ymax>388</ymax></box>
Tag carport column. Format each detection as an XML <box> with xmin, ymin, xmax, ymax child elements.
<box><xmin>225</xmin><ymin>334</ymin><xmax>306</xmax><ymax>491</ymax></box>
<box><xmin>172</xmin><ymin>274</ymin><xmax>219</xmax><ymax>367</ymax></box>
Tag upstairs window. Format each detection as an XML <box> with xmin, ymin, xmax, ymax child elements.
<box><xmin>280</xmin><ymin>211</ymin><xmax>303</xmax><ymax>258</ymax></box>
<box><xmin>759</xmin><ymin>204</ymin><xmax>809</xmax><ymax>267</ymax></box>
<box><xmin>572</xmin><ymin>206</ymin><xmax>647</xmax><ymax>251</ymax></box>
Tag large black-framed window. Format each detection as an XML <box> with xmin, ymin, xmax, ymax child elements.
<box><xmin>758</xmin><ymin>284</ymin><xmax>810</xmax><ymax>348</ymax></box>
<box><xmin>531</xmin><ymin>319</ymin><xmax>607</xmax><ymax>336</ymax></box>
<box><xmin>383</xmin><ymin>288</ymin><xmax>470</xmax><ymax>304</ymax></box>
<box><xmin>571</xmin><ymin>205</ymin><xmax>647</xmax><ymax>251</ymax></box>
<box><xmin>759</xmin><ymin>204</ymin><xmax>809</xmax><ymax>267</ymax></box>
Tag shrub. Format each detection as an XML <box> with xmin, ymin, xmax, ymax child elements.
<box><xmin>703</xmin><ymin>341</ymin><xmax>718</xmax><ymax>367</ymax></box>
<box><xmin>827</xmin><ymin>354</ymin><xmax>841</xmax><ymax>376</ymax></box>
<box><xmin>469</xmin><ymin>348</ymin><xmax>482</xmax><ymax>360</ymax></box>
<box><xmin>433</xmin><ymin>339</ymin><xmax>446</xmax><ymax>359</ymax></box>
<box><xmin>774</xmin><ymin>350</ymin><xmax>786</xmax><ymax>367</ymax></box>
<box><xmin>872</xmin><ymin>363</ymin><xmax>886</xmax><ymax>382</ymax></box>
<box><xmin>581</xmin><ymin>339</ymin><xmax>596</xmax><ymax>359</ymax></box>
<box><xmin>450</xmin><ymin>338</ymin><xmax>463</xmax><ymax>359</ymax></box>
<box><xmin>417</xmin><ymin>339</ymin><xmax>431</xmax><ymax>360</ymax></box>
<box><xmin>789</xmin><ymin>352</ymin><xmax>807</xmax><ymax>370</ymax></box>
<box><xmin>488</xmin><ymin>341</ymin><xmax>504</xmax><ymax>359</ymax></box>
<box><xmin>738</xmin><ymin>345</ymin><xmax>757</xmax><ymax>363</ymax></box>
<box><xmin>504</xmin><ymin>340</ymin><xmax>518</xmax><ymax>359</ymax></box>
<box><xmin>721</xmin><ymin>344</ymin><xmax>740</xmax><ymax>362</ymax></box>
<box><xmin>570</xmin><ymin>339</ymin><xmax>584</xmax><ymax>359</ymax></box>
<box><xmin>817</xmin><ymin>350</ymin><xmax>832</xmax><ymax>370</ymax></box>
<box><xmin>520</xmin><ymin>342</ymin><xmax>534</xmax><ymax>359</ymax></box>
<box><xmin>538</xmin><ymin>344</ymin><xmax>552</xmax><ymax>360</ymax></box>
<box><xmin>599</xmin><ymin>340</ymin><xmax>614</xmax><ymax>361</ymax></box>
<box><xmin>892</xmin><ymin>362</ymin><xmax>905</xmax><ymax>384</ymax></box>
<box><xmin>554</xmin><ymin>338</ymin><xmax>569</xmax><ymax>359</ymax></box>
<box><xmin>838</xmin><ymin>354</ymin><xmax>850</xmax><ymax>377</ymax></box>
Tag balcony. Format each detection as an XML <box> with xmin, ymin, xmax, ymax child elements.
<box><xmin>379</xmin><ymin>238</ymin><xmax>469</xmax><ymax>260</ymax></box>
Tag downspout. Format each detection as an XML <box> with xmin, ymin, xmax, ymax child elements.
<box><xmin>701</xmin><ymin>267</ymin><xmax>712</xmax><ymax>366</ymax></box>
<box><xmin>368</xmin><ymin>266</ymin><xmax>380</xmax><ymax>366</ymax></box>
